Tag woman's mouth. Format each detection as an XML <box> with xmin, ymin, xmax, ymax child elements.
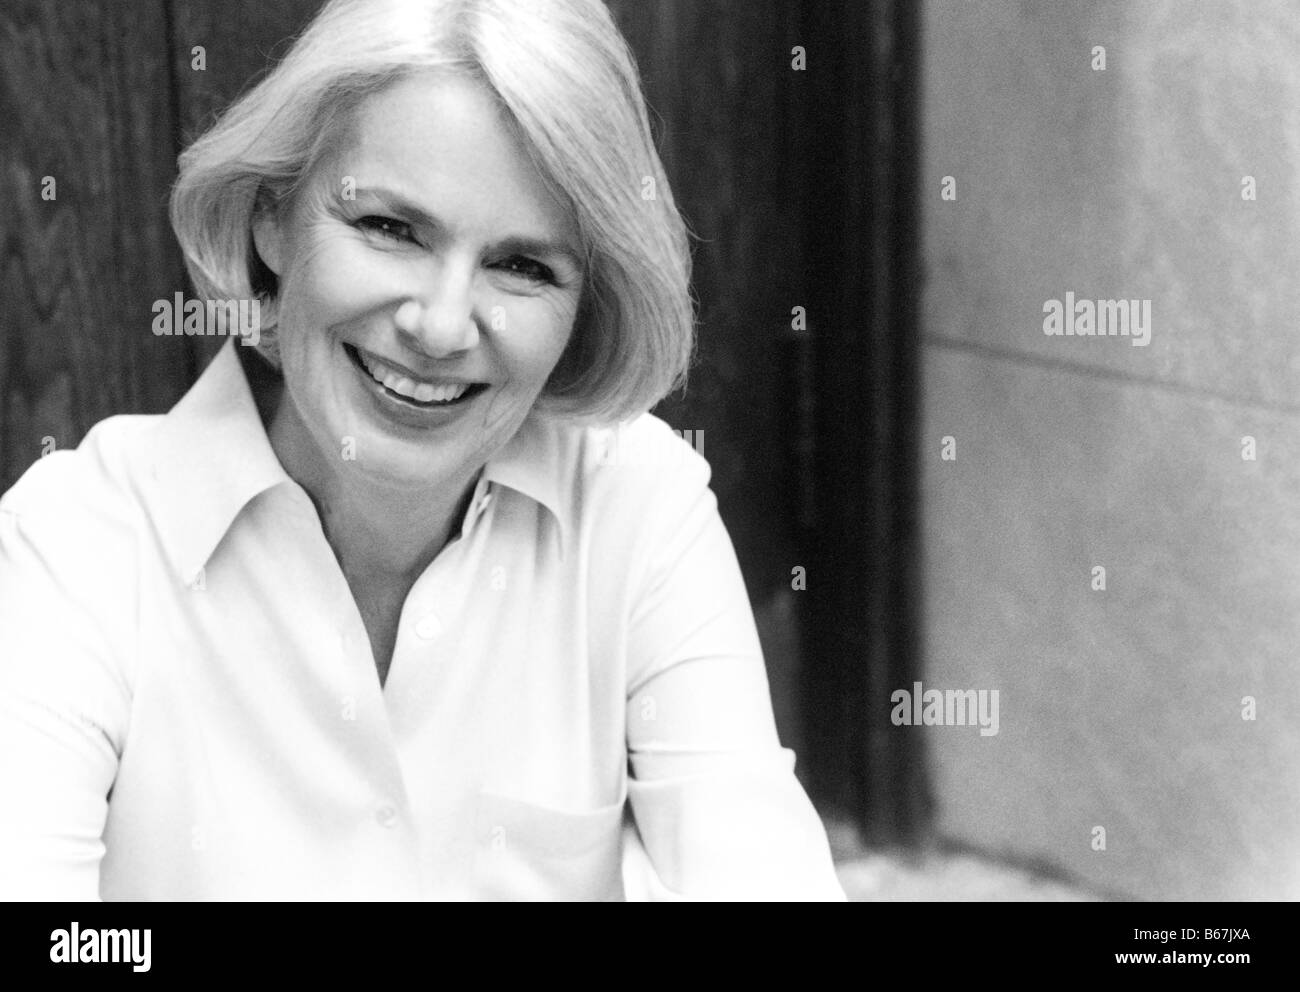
<box><xmin>343</xmin><ymin>343</ymin><xmax>488</xmax><ymax>410</ymax></box>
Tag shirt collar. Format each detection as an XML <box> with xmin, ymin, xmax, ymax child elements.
<box><xmin>480</xmin><ymin>407</ymin><xmax>570</xmax><ymax>560</ymax></box>
<box><xmin>149</xmin><ymin>340</ymin><xmax>569</xmax><ymax>585</ymax></box>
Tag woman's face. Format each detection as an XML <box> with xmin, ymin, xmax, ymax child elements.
<box><xmin>254</xmin><ymin>72</ymin><xmax>585</xmax><ymax>492</ymax></box>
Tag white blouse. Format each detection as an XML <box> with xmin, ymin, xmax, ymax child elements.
<box><xmin>0</xmin><ymin>340</ymin><xmax>844</xmax><ymax>901</ymax></box>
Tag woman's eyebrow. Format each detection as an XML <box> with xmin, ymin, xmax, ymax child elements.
<box><xmin>355</xmin><ymin>185</ymin><xmax>584</xmax><ymax>270</ymax></box>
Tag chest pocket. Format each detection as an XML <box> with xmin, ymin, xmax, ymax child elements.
<box><xmin>472</xmin><ymin>790</ymin><xmax>628</xmax><ymax>901</ymax></box>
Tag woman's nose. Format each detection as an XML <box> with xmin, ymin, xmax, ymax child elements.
<box><xmin>396</xmin><ymin>261</ymin><xmax>480</xmax><ymax>356</ymax></box>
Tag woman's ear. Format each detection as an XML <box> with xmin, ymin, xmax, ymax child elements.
<box><xmin>251</xmin><ymin>196</ymin><xmax>286</xmax><ymax>276</ymax></box>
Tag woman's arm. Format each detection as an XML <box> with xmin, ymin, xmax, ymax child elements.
<box><xmin>621</xmin><ymin>435</ymin><xmax>845</xmax><ymax>901</ymax></box>
<box><xmin>0</xmin><ymin>456</ymin><xmax>135</xmax><ymax>901</ymax></box>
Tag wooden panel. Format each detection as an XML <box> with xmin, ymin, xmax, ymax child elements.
<box><xmin>799</xmin><ymin>0</ymin><xmax>928</xmax><ymax>841</ymax></box>
<box><xmin>169</xmin><ymin>0</ymin><xmax>326</xmax><ymax>144</ymax></box>
<box><xmin>167</xmin><ymin>0</ymin><xmax>326</xmax><ymax>368</ymax></box>
<box><xmin>0</xmin><ymin>0</ymin><xmax>189</xmax><ymax>491</ymax></box>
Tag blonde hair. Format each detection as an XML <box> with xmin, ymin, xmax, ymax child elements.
<box><xmin>170</xmin><ymin>0</ymin><xmax>694</xmax><ymax>425</ymax></box>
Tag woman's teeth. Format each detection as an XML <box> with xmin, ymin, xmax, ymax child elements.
<box><xmin>356</xmin><ymin>349</ymin><xmax>472</xmax><ymax>404</ymax></box>
<box><xmin>379</xmin><ymin>374</ymin><xmax>468</xmax><ymax>403</ymax></box>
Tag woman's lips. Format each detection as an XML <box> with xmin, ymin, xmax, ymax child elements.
<box><xmin>343</xmin><ymin>343</ymin><xmax>488</xmax><ymax>410</ymax></box>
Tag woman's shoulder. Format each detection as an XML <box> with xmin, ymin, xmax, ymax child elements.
<box><xmin>0</xmin><ymin>414</ymin><xmax>162</xmax><ymax>714</ymax></box>
<box><xmin>0</xmin><ymin>413</ymin><xmax>163</xmax><ymax>539</ymax></box>
<box><xmin>552</xmin><ymin>412</ymin><xmax>717</xmax><ymax>551</ymax></box>
<box><xmin>575</xmin><ymin>412</ymin><xmax>711</xmax><ymax>492</ymax></box>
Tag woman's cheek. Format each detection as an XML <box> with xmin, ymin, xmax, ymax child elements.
<box><xmin>496</xmin><ymin>298</ymin><xmax>575</xmax><ymax>373</ymax></box>
<box><xmin>298</xmin><ymin>234</ymin><xmax>409</xmax><ymax>322</ymax></box>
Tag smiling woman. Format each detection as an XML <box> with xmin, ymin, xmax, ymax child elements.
<box><xmin>249</xmin><ymin>71</ymin><xmax>592</xmax><ymax>681</ymax></box>
<box><xmin>0</xmin><ymin>0</ymin><xmax>844</xmax><ymax>902</ymax></box>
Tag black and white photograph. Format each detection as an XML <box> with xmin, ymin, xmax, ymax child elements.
<box><xmin>0</xmin><ymin>0</ymin><xmax>1290</xmax><ymax>966</ymax></box>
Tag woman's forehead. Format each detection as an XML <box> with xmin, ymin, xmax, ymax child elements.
<box><xmin>326</xmin><ymin>73</ymin><xmax>578</xmax><ymax>244</ymax></box>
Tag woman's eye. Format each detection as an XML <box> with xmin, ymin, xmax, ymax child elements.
<box><xmin>494</xmin><ymin>256</ymin><xmax>554</xmax><ymax>284</ymax></box>
<box><xmin>356</xmin><ymin>215</ymin><xmax>415</xmax><ymax>242</ymax></box>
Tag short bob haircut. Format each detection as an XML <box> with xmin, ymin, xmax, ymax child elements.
<box><xmin>170</xmin><ymin>0</ymin><xmax>694</xmax><ymax>426</ymax></box>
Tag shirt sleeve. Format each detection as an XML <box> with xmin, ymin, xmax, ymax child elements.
<box><xmin>0</xmin><ymin>462</ymin><xmax>135</xmax><ymax>901</ymax></box>
<box><xmin>621</xmin><ymin>431</ymin><xmax>845</xmax><ymax>901</ymax></box>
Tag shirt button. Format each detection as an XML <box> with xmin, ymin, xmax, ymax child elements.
<box><xmin>414</xmin><ymin>613</ymin><xmax>442</xmax><ymax>639</ymax></box>
<box><xmin>376</xmin><ymin>804</ymin><xmax>398</xmax><ymax>828</ymax></box>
